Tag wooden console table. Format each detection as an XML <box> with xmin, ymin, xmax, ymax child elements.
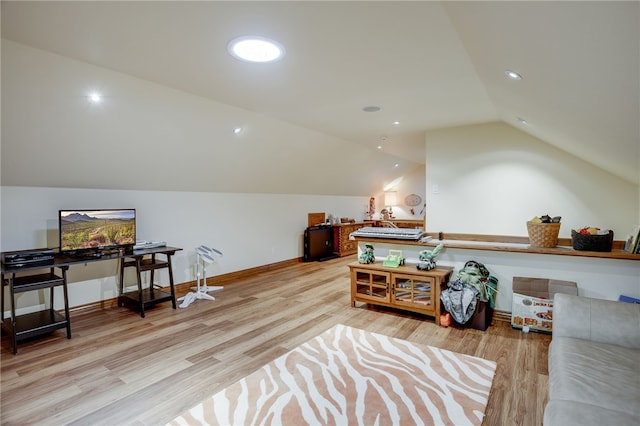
<box><xmin>349</xmin><ymin>262</ymin><xmax>453</xmax><ymax>325</ymax></box>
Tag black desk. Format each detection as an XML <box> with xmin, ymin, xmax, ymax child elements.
<box><xmin>1</xmin><ymin>246</ymin><xmax>182</xmax><ymax>354</ymax></box>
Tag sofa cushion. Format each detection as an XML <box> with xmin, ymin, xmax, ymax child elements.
<box><xmin>553</xmin><ymin>294</ymin><xmax>640</xmax><ymax>348</ymax></box>
<box><xmin>549</xmin><ymin>337</ymin><xmax>640</xmax><ymax>417</ymax></box>
<box><xmin>544</xmin><ymin>400</ymin><xmax>639</xmax><ymax>426</ymax></box>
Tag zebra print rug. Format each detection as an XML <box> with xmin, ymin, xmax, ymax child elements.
<box><xmin>169</xmin><ymin>324</ymin><xmax>496</xmax><ymax>426</ymax></box>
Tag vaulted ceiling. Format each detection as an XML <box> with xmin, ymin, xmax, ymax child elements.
<box><xmin>2</xmin><ymin>1</ymin><xmax>638</xmax><ymax>186</ymax></box>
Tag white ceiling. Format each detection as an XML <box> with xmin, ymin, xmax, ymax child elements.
<box><xmin>2</xmin><ymin>1</ymin><xmax>639</xmax><ymax>185</ymax></box>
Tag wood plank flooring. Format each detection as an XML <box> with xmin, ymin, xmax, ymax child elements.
<box><xmin>1</xmin><ymin>256</ymin><xmax>551</xmax><ymax>425</ymax></box>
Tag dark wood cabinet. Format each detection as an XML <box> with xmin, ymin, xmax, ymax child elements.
<box><xmin>332</xmin><ymin>222</ymin><xmax>368</xmax><ymax>256</ymax></box>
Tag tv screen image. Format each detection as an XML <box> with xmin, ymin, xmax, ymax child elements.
<box><xmin>59</xmin><ymin>209</ymin><xmax>136</xmax><ymax>253</ymax></box>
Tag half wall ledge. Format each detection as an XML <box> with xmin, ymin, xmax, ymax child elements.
<box><xmin>352</xmin><ymin>232</ymin><xmax>640</xmax><ymax>261</ymax></box>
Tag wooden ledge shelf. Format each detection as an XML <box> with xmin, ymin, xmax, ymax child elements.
<box><xmin>353</xmin><ymin>232</ymin><xmax>640</xmax><ymax>261</ymax></box>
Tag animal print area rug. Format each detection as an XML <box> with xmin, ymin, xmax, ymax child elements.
<box><xmin>168</xmin><ymin>324</ymin><xmax>496</xmax><ymax>426</ymax></box>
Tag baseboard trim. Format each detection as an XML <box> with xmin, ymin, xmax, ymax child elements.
<box><xmin>493</xmin><ymin>309</ymin><xmax>511</xmax><ymax>323</ymax></box>
<box><xmin>200</xmin><ymin>257</ymin><xmax>302</xmax><ymax>286</ymax></box>
<box><xmin>70</xmin><ymin>257</ymin><xmax>303</xmax><ymax>315</ymax></box>
<box><xmin>69</xmin><ymin>298</ymin><xmax>120</xmax><ymax>314</ymax></box>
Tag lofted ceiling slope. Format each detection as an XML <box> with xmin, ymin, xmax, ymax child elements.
<box><xmin>1</xmin><ymin>1</ymin><xmax>638</xmax><ymax>191</ymax></box>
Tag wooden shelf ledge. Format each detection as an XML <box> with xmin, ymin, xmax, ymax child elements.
<box><xmin>353</xmin><ymin>232</ymin><xmax>640</xmax><ymax>261</ymax></box>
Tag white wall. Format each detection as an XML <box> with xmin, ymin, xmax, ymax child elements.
<box><xmin>369</xmin><ymin>164</ymin><xmax>427</xmax><ymax>221</ymax></box>
<box><xmin>1</xmin><ymin>186</ymin><xmax>368</xmax><ymax>313</ymax></box>
<box><xmin>419</xmin><ymin>122</ymin><xmax>639</xmax><ymax>311</ymax></box>
<box><xmin>425</xmin><ymin>122</ymin><xmax>639</xmax><ymax>238</ymax></box>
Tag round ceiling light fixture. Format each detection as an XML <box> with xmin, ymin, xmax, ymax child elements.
<box><xmin>228</xmin><ymin>36</ymin><xmax>285</xmax><ymax>63</ymax></box>
<box><xmin>88</xmin><ymin>92</ymin><xmax>102</xmax><ymax>103</ymax></box>
<box><xmin>505</xmin><ymin>69</ymin><xmax>523</xmax><ymax>80</ymax></box>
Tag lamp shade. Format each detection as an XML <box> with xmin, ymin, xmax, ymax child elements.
<box><xmin>384</xmin><ymin>191</ymin><xmax>398</xmax><ymax>207</ymax></box>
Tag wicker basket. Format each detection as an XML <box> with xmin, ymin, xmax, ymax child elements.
<box><xmin>527</xmin><ymin>221</ymin><xmax>561</xmax><ymax>248</ymax></box>
<box><xmin>571</xmin><ymin>229</ymin><xmax>614</xmax><ymax>252</ymax></box>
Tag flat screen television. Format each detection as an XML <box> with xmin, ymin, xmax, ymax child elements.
<box><xmin>59</xmin><ymin>209</ymin><xmax>136</xmax><ymax>254</ymax></box>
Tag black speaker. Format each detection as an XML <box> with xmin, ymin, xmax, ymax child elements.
<box><xmin>303</xmin><ymin>225</ymin><xmax>336</xmax><ymax>262</ymax></box>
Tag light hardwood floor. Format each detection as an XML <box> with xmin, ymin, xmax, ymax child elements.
<box><xmin>1</xmin><ymin>256</ymin><xmax>551</xmax><ymax>425</ymax></box>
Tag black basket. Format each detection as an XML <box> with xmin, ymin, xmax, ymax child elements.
<box><xmin>571</xmin><ymin>229</ymin><xmax>614</xmax><ymax>252</ymax></box>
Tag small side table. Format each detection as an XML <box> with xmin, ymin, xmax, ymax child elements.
<box><xmin>1</xmin><ymin>266</ymin><xmax>71</xmax><ymax>354</ymax></box>
<box><xmin>118</xmin><ymin>247</ymin><xmax>180</xmax><ymax>318</ymax></box>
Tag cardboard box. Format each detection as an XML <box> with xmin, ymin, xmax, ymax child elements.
<box><xmin>511</xmin><ymin>276</ymin><xmax>577</xmax><ymax>333</ymax></box>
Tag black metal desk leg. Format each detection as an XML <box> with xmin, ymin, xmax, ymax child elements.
<box><xmin>149</xmin><ymin>254</ymin><xmax>156</xmax><ymax>298</ymax></box>
<box><xmin>135</xmin><ymin>258</ymin><xmax>145</xmax><ymax>318</ymax></box>
<box><xmin>61</xmin><ymin>267</ymin><xmax>71</xmax><ymax>339</ymax></box>
<box><xmin>167</xmin><ymin>255</ymin><xmax>176</xmax><ymax>309</ymax></box>
<box><xmin>9</xmin><ymin>273</ymin><xmax>17</xmax><ymax>354</ymax></box>
<box><xmin>118</xmin><ymin>259</ymin><xmax>125</xmax><ymax>307</ymax></box>
<box><xmin>1</xmin><ymin>273</ymin><xmax>5</xmax><ymax>323</ymax></box>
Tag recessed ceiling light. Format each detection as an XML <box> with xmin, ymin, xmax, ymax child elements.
<box><xmin>377</xmin><ymin>145</ymin><xmax>383</xmax><ymax>150</ymax></box>
<box><xmin>505</xmin><ymin>70</ymin><xmax>523</xmax><ymax>80</ymax></box>
<box><xmin>362</xmin><ymin>106</ymin><xmax>381</xmax><ymax>112</ymax></box>
<box><xmin>393</xmin><ymin>121</ymin><xmax>400</xmax><ymax>125</ymax></box>
<box><xmin>517</xmin><ymin>117</ymin><xmax>530</xmax><ymax>125</ymax></box>
<box><xmin>233</xmin><ymin>127</ymin><xmax>242</xmax><ymax>134</ymax></box>
<box><xmin>88</xmin><ymin>92</ymin><xmax>102</xmax><ymax>103</ymax></box>
<box><xmin>228</xmin><ymin>36</ymin><xmax>285</xmax><ymax>63</ymax></box>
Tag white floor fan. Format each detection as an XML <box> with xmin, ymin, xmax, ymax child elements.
<box><xmin>178</xmin><ymin>245</ymin><xmax>223</xmax><ymax>308</ymax></box>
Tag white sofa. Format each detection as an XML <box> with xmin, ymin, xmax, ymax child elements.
<box><xmin>543</xmin><ymin>293</ymin><xmax>640</xmax><ymax>425</ymax></box>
